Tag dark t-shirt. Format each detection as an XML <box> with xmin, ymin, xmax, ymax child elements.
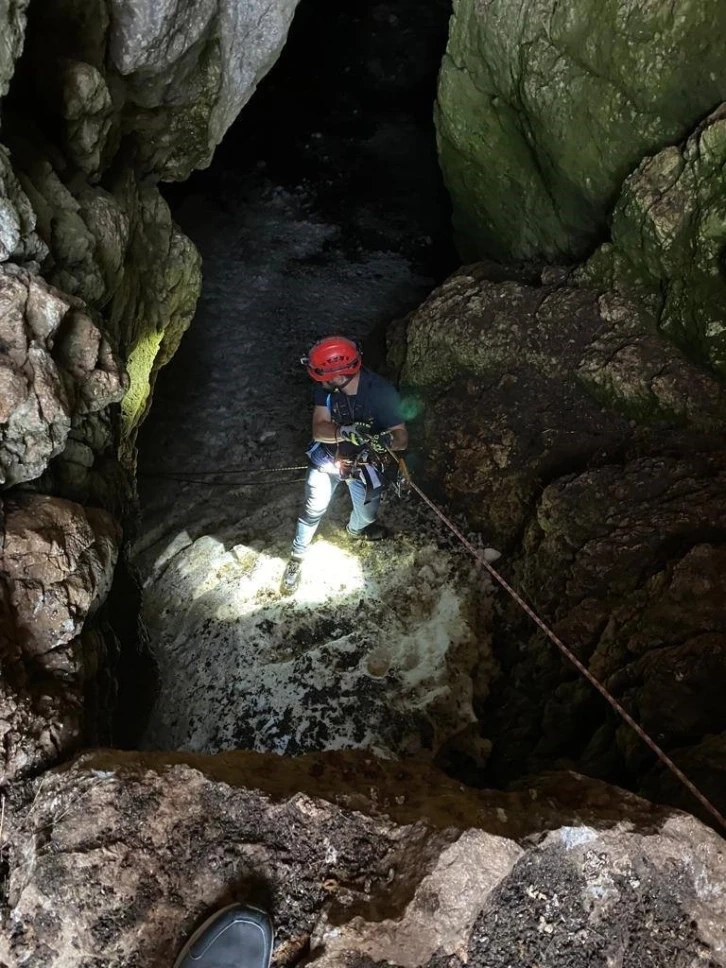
<box><xmin>308</xmin><ymin>368</ymin><xmax>404</xmax><ymax>467</ymax></box>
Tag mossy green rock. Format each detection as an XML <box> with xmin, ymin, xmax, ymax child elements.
<box><xmin>436</xmin><ymin>0</ymin><xmax>726</xmax><ymax>262</ymax></box>
<box><xmin>578</xmin><ymin>106</ymin><xmax>726</xmax><ymax>374</ymax></box>
<box><xmin>11</xmin><ymin>143</ymin><xmax>202</xmax><ymax>449</ymax></box>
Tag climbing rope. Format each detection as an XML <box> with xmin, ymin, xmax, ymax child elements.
<box><xmin>140</xmin><ymin>464</ymin><xmax>309</xmax><ymax>486</ymax></box>
<box><xmin>397</xmin><ymin>460</ymin><xmax>726</xmax><ymax>833</ymax></box>
<box><xmin>142</xmin><ymin>448</ymin><xmax>725</xmax><ymax>830</ymax></box>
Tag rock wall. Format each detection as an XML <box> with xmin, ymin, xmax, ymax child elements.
<box><xmin>436</xmin><ymin>0</ymin><xmax>726</xmax><ymax>263</ymax></box>
<box><xmin>0</xmin><ymin>264</ymin><xmax>126</xmax><ymax>487</ymax></box>
<box><xmin>1</xmin><ymin>0</ymin><xmax>302</xmax><ymax>459</ymax></box>
<box><xmin>578</xmin><ymin>106</ymin><xmax>726</xmax><ymax>376</ymax></box>
<box><xmin>391</xmin><ymin>262</ymin><xmax>726</xmax><ymax>815</ymax></box>
<box><xmin>0</xmin><ymin>493</ymin><xmax>120</xmax><ymax>783</ymax></box>
<box><xmin>1</xmin><ymin>749</ymin><xmax>724</xmax><ymax>967</ymax></box>
<box><xmin>0</xmin><ymin>0</ymin><xmax>301</xmax><ymax>782</ymax></box>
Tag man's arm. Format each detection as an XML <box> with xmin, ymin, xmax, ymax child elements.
<box><xmin>312</xmin><ymin>405</ymin><xmax>341</xmax><ymax>444</ymax></box>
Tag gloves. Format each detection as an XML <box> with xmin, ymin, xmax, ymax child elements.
<box><xmin>369</xmin><ymin>431</ymin><xmax>393</xmax><ymax>453</ymax></box>
<box><xmin>338</xmin><ymin>424</ymin><xmax>369</xmax><ymax>447</ymax></box>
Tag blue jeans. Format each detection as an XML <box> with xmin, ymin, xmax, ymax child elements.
<box><xmin>291</xmin><ymin>466</ymin><xmax>381</xmax><ymax>558</ymax></box>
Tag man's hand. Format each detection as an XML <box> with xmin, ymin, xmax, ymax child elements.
<box><xmin>368</xmin><ymin>431</ymin><xmax>394</xmax><ymax>453</ymax></box>
<box><xmin>338</xmin><ymin>424</ymin><xmax>369</xmax><ymax>446</ymax></box>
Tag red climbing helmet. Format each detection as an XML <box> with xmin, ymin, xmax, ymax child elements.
<box><xmin>302</xmin><ymin>336</ymin><xmax>362</xmax><ymax>382</ymax></box>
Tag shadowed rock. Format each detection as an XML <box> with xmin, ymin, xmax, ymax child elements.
<box><xmin>396</xmin><ymin>264</ymin><xmax>726</xmax><ymax>810</ymax></box>
<box><xmin>0</xmin><ymin>750</ymin><xmax>723</xmax><ymax>967</ymax></box>
<box><xmin>0</xmin><ymin>494</ymin><xmax>120</xmax><ymax>783</ymax></box>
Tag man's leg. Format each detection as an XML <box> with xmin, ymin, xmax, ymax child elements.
<box><xmin>346</xmin><ymin>477</ymin><xmax>386</xmax><ymax>539</ymax></box>
<box><xmin>292</xmin><ymin>467</ymin><xmax>339</xmax><ymax>557</ymax></box>
<box><xmin>282</xmin><ymin>467</ymin><xmax>338</xmax><ymax>593</ymax></box>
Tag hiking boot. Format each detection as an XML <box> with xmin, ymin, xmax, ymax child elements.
<box><xmin>346</xmin><ymin>523</ymin><xmax>389</xmax><ymax>541</ymax></box>
<box><xmin>280</xmin><ymin>556</ymin><xmax>302</xmax><ymax>594</ymax></box>
<box><xmin>174</xmin><ymin>902</ymin><xmax>273</xmax><ymax>968</ymax></box>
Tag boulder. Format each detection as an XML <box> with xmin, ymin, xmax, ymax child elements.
<box><xmin>578</xmin><ymin>105</ymin><xmax>726</xmax><ymax>375</ymax></box>
<box><xmin>0</xmin><ymin>494</ymin><xmax>120</xmax><ymax>783</ymax></box>
<box><xmin>395</xmin><ymin>263</ymin><xmax>726</xmax><ymax>805</ymax></box>
<box><xmin>397</xmin><ymin>264</ymin><xmax>726</xmax><ymax>543</ymax></box>
<box><xmin>0</xmin><ymin>750</ymin><xmax>724</xmax><ymax>967</ymax></box>
<box><xmin>436</xmin><ymin>0</ymin><xmax>726</xmax><ymax>262</ymax></box>
<box><xmin>0</xmin><ymin>263</ymin><xmax>127</xmax><ymax>486</ymax></box>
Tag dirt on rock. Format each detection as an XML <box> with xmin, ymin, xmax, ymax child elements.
<box><xmin>1</xmin><ymin>750</ymin><xmax>724</xmax><ymax>968</ymax></box>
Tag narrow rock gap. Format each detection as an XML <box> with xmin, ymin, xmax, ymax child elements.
<box><xmin>128</xmin><ymin>0</ymin><xmax>496</xmax><ymax>767</ymax></box>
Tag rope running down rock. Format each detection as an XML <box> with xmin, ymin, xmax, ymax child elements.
<box><xmin>397</xmin><ymin>458</ymin><xmax>726</xmax><ymax>834</ymax></box>
<box><xmin>144</xmin><ymin>454</ymin><xmax>726</xmax><ymax>832</ymax></box>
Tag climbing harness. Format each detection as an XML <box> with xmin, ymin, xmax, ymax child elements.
<box><xmin>376</xmin><ymin>441</ymin><xmax>726</xmax><ymax>834</ymax></box>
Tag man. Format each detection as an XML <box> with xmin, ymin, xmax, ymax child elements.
<box><xmin>281</xmin><ymin>335</ymin><xmax>408</xmax><ymax>594</ymax></box>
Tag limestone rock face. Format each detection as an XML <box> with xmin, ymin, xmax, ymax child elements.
<box><xmin>0</xmin><ymin>494</ymin><xmax>120</xmax><ymax>783</ymax></box>
<box><xmin>24</xmin><ymin>0</ymin><xmax>302</xmax><ymax>181</ymax></box>
<box><xmin>436</xmin><ymin>0</ymin><xmax>726</xmax><ymax>262</ymax></box>
<box><xmin>0</xmin><ymin>263</ymin><xmax>127</xmax><ymax>486</ymax></box>
<box><xmin>395</xmin><ymin>264</ymin><xmax>726</xmax><ymax>805</ymax></box>
<box><xmin>0</xmin><ymin>0</ymin><xmax>298</xmax><ymax>454</ymax></box>
<box><xmin>113</xmin><ymin>0</ymin><xmax>301</xmax><ymax>178</ymax></box>
<box><xmin>0</xmin><ymin>0</ymin><xmax>29</xmax><ymax>98</ymax></box>
<box><xmin>1</xmin><ymin>750</ymin><xmax>724</xmax><ymax>968</ymax></box>
<box><xmin>579</xmin><ymin>105</ymin><xmax>726</xmax><ymax>375</ymax></box>
<box><xmin>0</xmin><ymin>147</ymin><xmax>46</xmax><ymax>264</ymax></box>
<box><xmin>8</xmin><ymin>138</ymin><xmax>201</xmax><ymax>450</ymax></box>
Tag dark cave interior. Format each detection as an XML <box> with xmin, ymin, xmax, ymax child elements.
<box><xmin>3</xmin><ymin>0</ymin><xmax>719</xmax><ymax>829</ymax></box>
<box><xmin>142</xmin><ymin>0</ymin><xmax>724</xmax><ymax>829</ymax></box>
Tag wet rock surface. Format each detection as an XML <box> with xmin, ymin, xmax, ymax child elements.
<box><xmin>1</xmin><ymin>750</ymin><xmax>724</xmax><ymax>968</ymax></box>
<box><xmin>0</xmin><ymin>493</ymin><xmax>120</xmax><ymax>783</ymax></box>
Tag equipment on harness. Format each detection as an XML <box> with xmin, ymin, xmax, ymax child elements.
<box><xmin>344</xmin><ymin>432</ymin><xmax>411</xmax><ymax>503</ymax></box>
<box><xmin>366</xmin><ymin>431</ymin><xmax>394</xmax><ymax>454</ymax></box>
<box><xmin>301</xmin><ymin>336</ymin><xmax>362</xmax><ymax>383</ymax></box>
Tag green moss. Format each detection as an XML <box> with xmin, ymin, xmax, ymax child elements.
<box><xmin>436</xmin><ymin>0</ymin><xmax>726</xmax><ymax>262</ymax></box>
<box><xmin>579</xmin><ymin>109</ymin><xmax>726</xmax><ymax>375</ymax></box>
<box><xmin>121</xmin><ymin>327</ymin><xmax>165</xmax><ymax>433</ymax></box>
